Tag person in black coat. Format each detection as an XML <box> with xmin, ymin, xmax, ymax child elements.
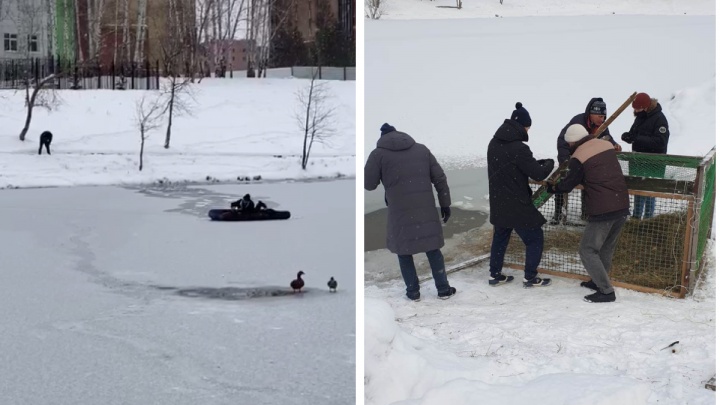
<box><xmin>552</xmin><ymin>98</ymin><xmax>622</xmax><ymax>224</ymax></box>
<box><xmin>39</xmin><ymin>131</ymin><xmax>53</xmax><ymax>155</ymax></box>
<box><xmin>231</xmin><ymin>194</ymin><xmax>255</xmax><ymax>211</ymax></box>
<box><xmin>621</xmin><ymin>92</ymin><xmax>670</xmax><ymax>219</ymax></box>
<box><xmin>487</xmin><ymin>103</ymin><xmax>555</xmax><ymax>288</ymax></box>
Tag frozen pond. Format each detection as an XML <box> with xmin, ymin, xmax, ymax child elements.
<box><xmin>0</xmin><ymin>180</ymin><xmax>355</xmax><ymax>405</ymax></box>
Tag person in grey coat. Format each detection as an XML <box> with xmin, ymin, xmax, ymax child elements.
<box><xmin>365</xmin><ymin>123</ymin><xmax>456</xmax><ymax>301</ymax></box>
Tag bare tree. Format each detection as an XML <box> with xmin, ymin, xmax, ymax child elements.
<box><xmin>200</xmin><ymin>0</ymin><xmax>246</xmax><ymax>78</ymax></box>
<box><xmin>365</xmin><ymin>0</ymin><xmax>385</xmax><ymax>19</ymax></box>
<box><xmin>157</xmin><ymin>39</ymin><xmax>197</xmax><ymax>149</ymax></box>
<box><xmin>8</xmin><ymin>0</ymin><xmax>62</xmax><ymax>141</ymax></box>
<box><xmin>134</xmin><ymin>95</ymin><xmax>164</xmax><ymax>171</ymax></box>
<box><xmin>18</xmin><ymin>74</ymin><xmax>61</xmax><ymax>141</ymax></box>
<box><xmin>295</xmin><ymin>71</ymin><xmax>336</xmax><ymax>169</ymax></box>
<box><xmin>190</xmin><ymin>0</ymin><xmax>214</xmax><ymax>80</ymax></box>
<box><xmin>247</xmin><ymin>0</ymin><xmax>294</xmax><ymax>78</ymax></box>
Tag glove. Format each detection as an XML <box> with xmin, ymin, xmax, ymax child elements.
<box><xmin>440</xmin><ymin>207</ymin><xmax>451</xmax><ymax>223</ymax></box>
<box><xmin>621</xmin><ymin>132</ymin><xmax>636</xmax><ymax>143</ymax></box>
<box><xmin>538</xmin><ymin>159</ymin><xmax>554</xmax><ymax>171</ymax></box>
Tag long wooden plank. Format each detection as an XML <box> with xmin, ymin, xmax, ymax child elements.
<box><xmin>624</xmin><ymin>176</ymin><xmax>695</xmax><ymax>195</ymax></box>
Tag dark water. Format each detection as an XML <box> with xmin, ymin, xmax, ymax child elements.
<box><xmin>364</xmin><ymin>167</ymin><xmax>490</xmax><ymax>252</ymax></box>
<box><xmin>365</xmin><ymin>207</ymin><xmax>489</xmax><ymax>252</ymax></box>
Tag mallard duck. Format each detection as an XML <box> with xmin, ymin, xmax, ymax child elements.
<box><xmin>327</xmin><ymin>277</ymin><xmax>337</xmax><ymax>292</ymax></box>
<box><xmin>290</xmin><ymin>271</ymin><xmax>305</xmax><ymax>292</ymax></box>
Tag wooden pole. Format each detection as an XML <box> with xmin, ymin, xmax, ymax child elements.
<box><xmin>679</xmin><ymin>197</ymin><xmax>696</xmax><ymax>299</ymax></box>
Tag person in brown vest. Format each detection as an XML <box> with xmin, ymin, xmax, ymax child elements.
<box><xmin>546</xmin><ymin>124</ymin><xmax>630</xmax><ymax>303</ymax></box>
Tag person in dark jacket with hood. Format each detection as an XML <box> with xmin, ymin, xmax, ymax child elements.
<box><xmin>487</xmin><ymin>103</ymin><xmax>555</xmax><ymax>288</ymax></box>
<box><xmin>365</xmin><ymin>123</ymin><xmax>456</xmax><ymax>301</ymax></box>
<box><xmin>546</xmin><ymin>124</ymin><xmax>630</xmax><ymax>303</ymax></box>
<box><xmin>552</xmin><ymin>98</ymin><xmax>622</xmax><ymax>225</ymax></box>
<box><xmin>621</xmin><ymin>92</ymin><xmax>670</xmax><ymax>219</ymax></box>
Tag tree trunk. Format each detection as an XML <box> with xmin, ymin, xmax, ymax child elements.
<box><xmin>19</xmin><ymin>87</ymin><xmax>33</xmax><ymax>141</ymax></box>
<box><xmin>139</xmin><ymin>129</ymin><xmax>145</xmax><ymax>170</ymax></box>
<box><xmin>86</xmin><ymin>0</ymin><xmax>95</xmax><ymax>59</ymax></box>
<box><xmin>301</xmin><ymin>80</ymin><xmax>314</xmax><ymax>169</ymax></box>
<box><xmin>121</xmin><ymin>0</ymin><xmax>130</xmax><ymax>64</ymax></box>
<box><xmin>45</xmin><ymin>0</ymin><xmax>54</xmax><ymax>59</ymax></box>
<box><xmin>134</xmin><ymin>0</ymin><xmax>147</xmax><ymax>63</ymax></box>
<box><xmin>19</xmin><ymin>75</ymin><xmax>55</xmax><ymax>141</ymax></box>
<box><xmin>164</xmin><ymin>81</ymin><xmax>176</xmax><ymax>148</ymax></box>
<box><xmin>74</xmin><ymin>0</ymin><xmax>84</xmax><ymax>63</ymax></box>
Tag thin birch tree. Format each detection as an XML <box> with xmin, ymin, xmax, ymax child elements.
<box><xmin>295</xmin><ymin>71</ymin><xmax>336</xmax><ymax>169</ymax></box>
<box><xmin>135</xmin><ymin>95</ymin><xmax>164</xmax><ymax>171</ymax></box>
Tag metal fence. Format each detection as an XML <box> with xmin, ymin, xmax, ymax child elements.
<box><xmin>290</xmin><ymin>66</ymin><xmax>356</xmax><ymax>81</ymax></box>
<box><xmin>502</xmin><ymin>148</ymin><xmax>716</xmax><ymax>298</ymax></box>
<box><xmin>0</xmin><ymin>57</ymin><xmax>161</xmax><ymax>90</ymax></box>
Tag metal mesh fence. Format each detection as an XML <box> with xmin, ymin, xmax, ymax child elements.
<box><xmin>503</xmin><ymin>149</ymin><xmax>715</xmax><ymax>297</ymax></box>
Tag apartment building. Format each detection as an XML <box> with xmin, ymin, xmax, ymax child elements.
<box><xmin>0</xmin><ymin>0</ymin><xmax>51</xmax><ymax>59</ymax></box>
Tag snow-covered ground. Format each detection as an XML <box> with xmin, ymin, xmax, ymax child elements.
<box><xmin>363</xmin><ymin>1</ymin><xmax>716</xmax><ymax>404</ymax></box>
<box><xmin>0</xmin><ymin>78</ymin><xmax>355</xmax><ymax>188</ymax></box>
<box><xmin>374</xmin><ymin>0</ymin><xmax>714</xmax><ymax>20</ymax></box>
<box><xmin>0</xmin><ymin>181</ymin><xmax>355</xmax><ymax>404</ymax></box>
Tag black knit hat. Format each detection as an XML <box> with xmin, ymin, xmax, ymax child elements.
<box><xmin>380</xmin><ymin>123</ymin><xmax>396</xmax><ymax>136</ymax></box>
<box><xmin>511</xmin><ymin>102</ymin><xmax>532</xmax><ymax>127</ymax></box>
<box><xmin>589</xmin><ymin>99</ymin><xmax>607</xmax><ymax>116</ymax></box>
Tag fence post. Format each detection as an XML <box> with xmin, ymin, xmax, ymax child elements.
<box><xmin>111</xmin><ymin>61</ymin><xmax>115</xmax><ymax>89</ymax></box>
<box><xmin>73</xmin><ymin>63</ymin><xmax>78</xmax><ymax>89</ymax></box>
<box><xmin>131</xmin><ymin>62</ymin><xmax>135</xmax><ymax>90</ymax></box>
<box><xmin>144</xmin><ymin>60</ymin><xmax>149</xmax><ymax>90</ymax></box>
<box><xmin>34</xmin><ymin>58</ymin><xmax>39</xmax><ymax>85</ymax></box>
<box><xmin>319</xmin><ymin>65</ymin><xmax>322</xmax><ymax>80</ymax></box>
<box><xmin>155</xmin><ymin>60</ymin><xmax>160</xmax><ymax>90</ymax></box>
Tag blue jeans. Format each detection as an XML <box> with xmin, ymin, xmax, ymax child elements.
<box><xmin>632</xmin><ymin>196</ymin><xmax>656</xmax><ymax>219</ymax></box>
<box><xmin>489</xmin><ymin>226</ymin><xmax>544</xmax><ymax>280</ymax></box>
<box><xmin>398</xmin><ymin>249</ymin><xmax>451</xmax><ymax>299</ymax></box>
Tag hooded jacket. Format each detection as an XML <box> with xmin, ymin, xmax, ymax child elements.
<box><xmin>557</xmin><ymin>97</ymin><xmax>618</xmax><ymax>164</ymax></box>
<box><xmin>364</xmin><ymin>130</ymin><xmax>451</xmax><ymax>255</ymax></box>
<box><xmin>487</xmin><ymin>119</ymin><xmax>554</xmax><ymax>229</ymax></box>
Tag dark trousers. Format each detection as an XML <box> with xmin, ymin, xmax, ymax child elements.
<box><xmin>489</xmin><ymin>226</ymin><xmax>544</xmax><ymax>280</ymax></box>
<box><xmin>38</xmin><ymin>142</ymin><xmax>51</xmax><ymax>155</ymax></box>
<box><xmin>398</xmin><ymin>249</ymin><xmax>450</xmax><ymax>299</ymax></box>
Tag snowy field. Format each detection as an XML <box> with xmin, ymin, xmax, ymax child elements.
<box><xmin>0</xmin><ymin>180</ymin><xmax>355</xmax><ymax>404</ymax></box>
<box><xmin>363</xmin><ymin>1</ymin><xmax>716</xmax><ymax>404</ymax></box>
<box><xmin>374</xmin><ymin>0</ymin><xmax>714</xmax><ymax>20</ymax></box>
<box><xmin>0</xmin><ymin>78</ymin><xmax>355</xmax><ymax>188</ymax></box>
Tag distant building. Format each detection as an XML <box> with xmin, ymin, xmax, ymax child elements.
<box><xmin>282</xmin><ymin>0</ymin><xmax>355</xmax><ymax>42</ymax></box>
<box><xmin>0</xmin><ymin>0</ymin><xmax>51</xmax><ymax>59</ymax></box>
<box><xmin>201</xmin><ymin>39</ymin><xmax>253</xmax><ymax>72</ymax></box>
